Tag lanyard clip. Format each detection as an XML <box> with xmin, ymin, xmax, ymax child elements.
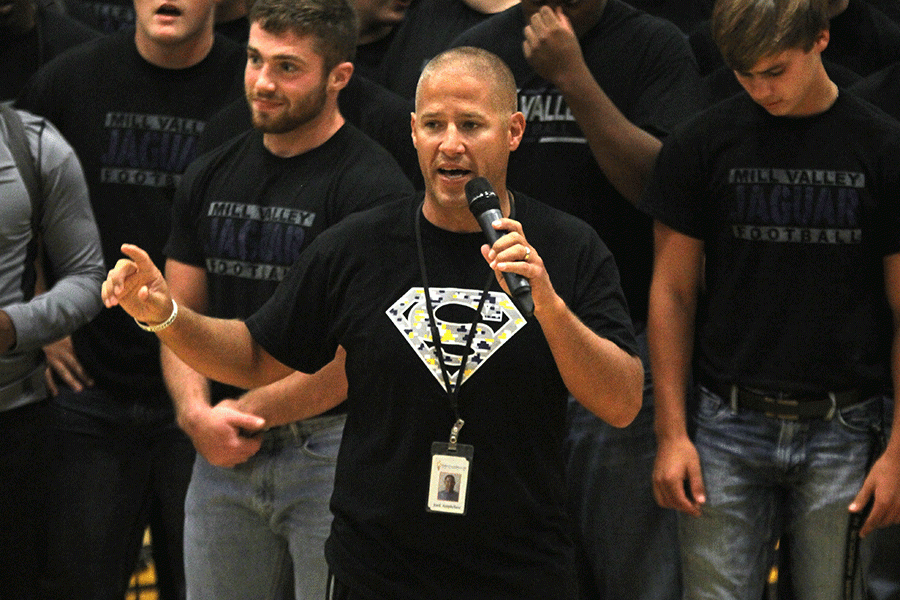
<box><xmin>448</xmin><ymin>418</ymin><xmax>465</xmax><ymax>451</ymax></box>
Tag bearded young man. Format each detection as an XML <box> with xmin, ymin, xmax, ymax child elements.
<box><xmin>161</xmin><ymin>0</ymin><xmax>413</xmax><ymax>597</ymax></box>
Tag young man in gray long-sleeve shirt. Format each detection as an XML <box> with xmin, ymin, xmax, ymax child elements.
<box><xmin>0</xmin><ymin>106</ymin><xmax>105</xmax><ymax>600</ymax></box>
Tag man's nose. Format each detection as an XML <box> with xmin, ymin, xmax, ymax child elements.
<box><xmin>254</xmin><ymin>64</ymin><xmax>277</xmax><ymax>92</ymax></box>
<box><xmin>439</xmin><ymin>124</ymin><xmax>465</xmax><ymax>155</ymax></box>
<box><xmin>747</xmin><ymin>77</ymin><xmax>772</xmax><ymax>101</ymax></box>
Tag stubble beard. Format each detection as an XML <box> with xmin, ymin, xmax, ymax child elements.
<box><xmin>247</xmin><ymin>83</ymin><xmax>328</xmax><ymax>134</ymax></box>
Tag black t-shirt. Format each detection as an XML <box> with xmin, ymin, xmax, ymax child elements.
<box><xmin>623</xmin><ymin>0</ymin><xmax>710</xmax><ymax>33</ymax></box>
<box><xmin>0</xmin><ymin>6</ymin><xmax>99</xmax><ymax>101</ymax></box>
<box><xmin>17</xmin><ymin>31</ymin><xmax>245</xmax><ymax>401</ymax></box>
<box><xmin>851</xmin><ymin>61</ymin><xmax>900</xmax><ymax>120</ymax></box>
<box><xmin>377</xmin><ymin>0</ymin><xmax>495</xmax><ymax>100</ymax></box>
<box><xmin>353</xmin><ymin>28</ymin><xmax>396</xmax><ymax>81</ymax></box>
<box><xmin>215</xmin><ymin>16</ymin><xmax>250</xmax><ymax>45</ymax></box>
<box><xmin>826</xmin><ymin>0</ymin><xmax>900</xmax><ymax>77</ymax></box>
<box><xmin>452</xmin><ymin>0</ymin><xmax>702</xmax><ymax>323</ymax></box>
<box><xmin>246</xmin><ymin>194</ymin><xmax>637</xmax><ymax>599</ymax></box>
<box><xmin>865</xmin><ymin>0</ymin><xmax>900</xmax><ymax>22</ymax></box>
<box><xmin>62</xmin><ymin>0</ymin><xmax>135</xmax><ymax>33</ymax></box>
<box><xmin>165</xmin><ymin>124</ymin><xmax>415</xmax><ymax>403</ymax></box>
<box><xmin>642</xmin><ymin>91</ymin><xmax>900</xmax><ymax>394</ymax></box>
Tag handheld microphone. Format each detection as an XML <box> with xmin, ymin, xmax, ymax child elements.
<box><xmin>465</xmin><ymin>177</ymin><xmax>534</xmax><ymax>318</ymax></box>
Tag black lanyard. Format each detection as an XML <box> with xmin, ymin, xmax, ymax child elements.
<box><xmin>414</xmin><ymin>201</ymin><xmax>495</xmax><ymax>446</ymax></box>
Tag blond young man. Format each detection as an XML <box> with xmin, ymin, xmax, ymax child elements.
<box><xmin>644</xmin><ymin>0</ymin><xmax>900</xmax><ymax>598</ymax></box>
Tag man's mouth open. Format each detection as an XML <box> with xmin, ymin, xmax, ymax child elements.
<box><xmin>156</xmin><ymin>4</ymin><xmax>182</xmax><ymax>17</ymax></box>
<box><xmin>437</xmin><ymin>168</ymin><xmax>471</xmax><ymax>180</ymax></box>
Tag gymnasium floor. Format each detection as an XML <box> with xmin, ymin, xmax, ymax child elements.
<box><xmin>125</xmin><ymin>530</ymin><xmax>158</xmax><ymax>600</ymax></box>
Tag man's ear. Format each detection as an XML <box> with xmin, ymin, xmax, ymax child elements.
<box><xmin>328</xmin><ymin>61</ymin><xmax>354</xmax><ymax>93</ymax></box>
<box><xmin>813</xmin><ymin>29</ymin><xmax>830</xmax><ymax>53</ymax></box>
<box><xmin>508</xmin><ymin>112</ymin><xmax>526</xmax><ymax>151</ymax></box>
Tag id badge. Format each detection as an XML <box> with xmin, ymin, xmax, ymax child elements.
<box><xmin>427</xmin><ymin>442</ymin><xmax>474</xmax><ymax>515</ymax></box>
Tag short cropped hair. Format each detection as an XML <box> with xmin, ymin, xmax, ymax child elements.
<box><xmin>415</xmin><ymin>47</ymin><xmax>518</xmax><ymax>114</ymax></box>
<box><xmin>712</xmin><ymin>0</ymin><xmax>830</xmax><ymax>72</ymax></box>
<box><xmin>249</xmin><ymin>0</ymin><xmax>357</xmax><ymax>72</ymax></box>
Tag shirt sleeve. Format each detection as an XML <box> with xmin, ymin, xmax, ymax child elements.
<box><xmin>640</xmin><ymin>118</ymin><xmax>709</xmax><ymax>240</ymax></box>
<box><xmin>245</xmin><ymin>230</ymin><xmax>341</xmax><ymax>374</ymax></box>
<box><xmin>163</xmin><ymin>156</ymin><xmax>209</xmax><ymax>267</ymax></box>
<box><xmin>565</xmin><ymin>215</ymin><xmax>639</xmax><ymax>357</ymax></box>
<box><xmin>4</xmin><ymin>115</ymin><xmax>105</xmax><ymax>351</ymax></box>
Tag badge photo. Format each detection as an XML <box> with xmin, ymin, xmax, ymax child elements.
<box><xmin>427</xmin><ymin>444</ymin><xmax>473</xmax><ymax>515</ymax></box>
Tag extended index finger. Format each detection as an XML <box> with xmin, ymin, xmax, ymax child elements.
<box><xmin>119</xmin><ymin>243</ymin><xmax>155</xmax><ymax>269</ymax></box>
<box><xmin>104</xmin><ymin>244</ymin><xmax>159</xmax><ymax>305</ymax></box>
<box><xmin>101</xmin><ymin>258</ymin><xmax>139</xmax><ymax>307</ymax></box>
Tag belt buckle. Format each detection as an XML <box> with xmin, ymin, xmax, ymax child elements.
<box><xmin>762</xmin><ymin>392</ymin><xmax>837</xmax><ymax>420</ymax></box>
<box><xmin>762</xmin><ymin>394</ymin><xmax>799</xmax><ymax>420</ymax></box>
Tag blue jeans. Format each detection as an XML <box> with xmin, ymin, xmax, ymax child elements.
<box><xmin>565</xmin><ymin>329</ymin><xmax>681</xmax><ymax>600</ymax></box>
<box><xmin>681</xmin><ymin>385</ymin><xmax>883</xmax><ymax>600</ymax></box>
<box><xmin>184</xmin><ymin>414</ymin><xmax>345</xmax><ymax>600</ymax></box>
<box><xmin>40</xmin><ymin>386</ymin><xmax>195</xmax><ymax>600</ymax></box>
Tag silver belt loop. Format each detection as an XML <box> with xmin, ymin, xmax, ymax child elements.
<box><xmin>287</xmin><ymin>421</ymin><xmax>302</xmax><ymax>442</ymax></box>
<box><xmin>825</xmin><ymin>392</ymin><xmax>837</xmax><ymax>421</ymax></box>
<box><xmin>729</xmin><ymin>384</ymin><xmax>739</xmax><ymax>414</ymax></box>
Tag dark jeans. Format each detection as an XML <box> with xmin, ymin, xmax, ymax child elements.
<box><xmin>38</xmin><ymin>386</ymin><xmax>195</xmax><ymax>600</ymax></box>
<box><xmin>868</xmin><ymin>524</ymin><xmax>900</xmax><ymax>600</ymax></box>
<box><xmin>564</xmin><ymin>329</ymin><xmax>681</xmax><ymax>600</ymax></box>
<box><xmin>327</xmin><ymin>573</ymin><xmax>380</xmax><ymax>600</ymax></box>
<box><xmin>0</xmin><ymin>400</ymin><xmax>50</xmax><ymax>600</ymax></box>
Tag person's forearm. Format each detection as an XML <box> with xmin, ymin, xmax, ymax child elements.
<box><xmin>553</xmin><ymin>60</ymin><xmax>661</xmax><ymax>206</ymax></box>
<box><xmin>235</xmin><ymin>350</ymin><xmax>347</xmax><ymax>427</ymax></box>
<box><xmin>882</xmin><ymin>254</ymin><xmax>900</xmax><ymax>458</ymax></box>
<box><xmin>0</xmin><ymin>310</ymin><xmax>15</xmax><ymax>353</ymax></box>
<box><xmin>155</xmin><ymin>303</ymin><xmax>290</xmax><ymax>390</ymax></box>
<box><xmin>104</xmin><ymin>245</ymin><xmax>290</xmax><ymax>389</ymax></box>
<box><xmin>648</xmin><ymin>223</ymin><xmax>703</xmax><ymax>442</ymax></box>
<box><xmin>884</xmin><ymin>318</ymin><xmax>900</xmax><ymax>460</ymax></box>
<box><xmin>162</xmin><ymin>344</ymin><xmax>213</xmax><ymax>435</ymax></box>
<box><xmin>9</xmin><ymin>268</ymin><xmax>104</xmax><ymax>352</ymax></box>
<box><xmin>647</xmin><ymin>278</ymin><xmax>696</xmax><ymax>443</ymax></box>
<box><xmin>536</xmin><ymin>295</ymin><xmax>643</xmax><ymax>427</ymax></box>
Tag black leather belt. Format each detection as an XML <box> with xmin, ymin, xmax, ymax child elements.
<box><xmin>704</xmin><ymin>381</ymin><xmax>867</xmax><ymax>420</ymax></box>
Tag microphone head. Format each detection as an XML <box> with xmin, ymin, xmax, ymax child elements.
<box><xmin>465</xmin><ymin>177</ymin><xmax>500</xmax><ymax>217</ymax></box>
